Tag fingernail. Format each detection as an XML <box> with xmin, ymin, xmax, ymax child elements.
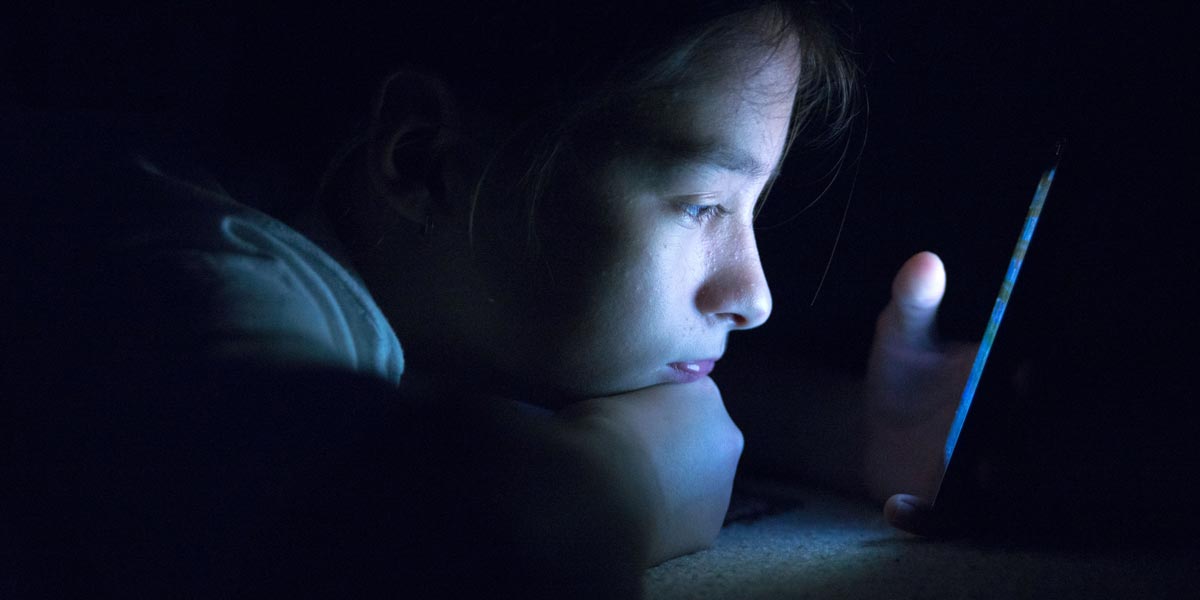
<box><xmin>893</xmin><ymin>497</ymin><xmax>917</xmax><ymax>519</ymax></box>
<box><xmin>885</xmin><ymin>496</ymin><xmax>913</xmax><ymax>523</ymax></box>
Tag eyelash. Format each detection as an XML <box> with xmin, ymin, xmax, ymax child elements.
<box><xmin>679</xmin><ymin>202</ymin><xmax>728</xmax><ymax>225</ymax></box>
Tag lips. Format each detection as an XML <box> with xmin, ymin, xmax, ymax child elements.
<box><xmin>666</xmin><ymin>359</ymin><xmax>717</xmax><ymax>383</ymax></box>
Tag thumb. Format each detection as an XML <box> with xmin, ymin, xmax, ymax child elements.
<box><xmin>881</xmin><ymin>251</ymin><xmax>946</xmax><ymax>349</ymax></box>
<box><xmin>884</xmin><ymin>493</ymin><xmax>959</xmax><ymax>538</ymax></box>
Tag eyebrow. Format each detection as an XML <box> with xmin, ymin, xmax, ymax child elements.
<box><xmin>646</xmin><ymin>139</ymin><xmax>776</xmax><ymax>180</ymax></box>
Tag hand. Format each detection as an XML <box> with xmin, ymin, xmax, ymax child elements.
<box><xmin>865</xmin><ymin>252</ymin><xmax>977</xmax><ymax>535</ymax></box>
<box><xmin>557</xmin><ymin>377</ymin><xmax>743</xmax><ymax>565</ymax></box>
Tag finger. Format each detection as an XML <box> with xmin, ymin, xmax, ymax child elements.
<box><xmin>884</xmin><ymin>493</ymin><xmax>957</xmax><ymax>538</ymax></box>
<box><xmin>882</xmin><ymin>252</ymin><xmax>946</xmax><ymax>348</ymax></box>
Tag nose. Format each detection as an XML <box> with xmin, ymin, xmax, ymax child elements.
<box><xmin>695</xmin><ymin>226</ymin><xmax>773</xmax><ymax>330</ymax></box>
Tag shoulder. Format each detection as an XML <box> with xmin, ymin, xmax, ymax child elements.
<box><xmin>11</xmin><ymin>115</ymin><xmax>404</xmax><ymax>387</ymax></box>
<box><xmin>142</xmin><ymin>158</ymin><xmax>402</xmax><ymax>384</ymax></box>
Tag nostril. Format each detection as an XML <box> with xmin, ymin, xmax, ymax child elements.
<box><xmin>700</xmin><ymin>288</ymin><xmax>771</xmax><ymax>330</ymax></box>
<box><xmin>695</xmin><ymin>244</ymin><xmax>772</xmax><ymax>330</ymax></box>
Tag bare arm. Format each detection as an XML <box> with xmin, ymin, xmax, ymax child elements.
<box><xmin>10</xmin><ymin>363</ymin><xmax>651</xmax><ymax>597</ymax></box>
<box><xmin>559</xmin><ymin>376</ymin><xmax>743</xmax><ymax>565</ymax></box>
<box><xmin>11</xmin><ymin>361</ymin><xmax>744</xmax><ymax>596</ymax></box>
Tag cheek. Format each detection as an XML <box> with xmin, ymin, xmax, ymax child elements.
<box><xmin>535</xmin><ymin>196</ymin><xmax>642</xmax><ymax>309</ymax></box>
<box><xmin>537</xmin><ymin>223</ymin><xmax>662</xmax><ymax>343</ymax></box>
<box><xmin>570</xmin><ymin>234</ymin><xmax>698</xmax><ymax>353</ymax></box>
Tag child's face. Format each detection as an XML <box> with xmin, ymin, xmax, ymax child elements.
<box><xmin>477</xmin><ymin>32</ymin><xmax>799</xmax><ymax>401</ymax></box>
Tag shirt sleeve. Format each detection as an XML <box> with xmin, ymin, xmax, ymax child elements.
<box><xmin>95</xmin><ymin>158</ymin><xmax>404</xmax><ymax>384</ymax></box>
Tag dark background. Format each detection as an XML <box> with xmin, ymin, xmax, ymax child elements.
<box><xmin>5</xmin><ymin>2</ymin><xmax>1197</xmax><ymax>541</ymax></box>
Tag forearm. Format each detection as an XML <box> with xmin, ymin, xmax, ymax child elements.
<box><xmin>556</xmin><ymin>377</ymin><xmax>743</xmax><ymax>566</ymax></box>
<box><xmin>448</xmin><ymin>399</ymin><xmax>652</xmax><ymax>591</ymax></box>
<box><xmin>10</xmin><ymin>363</ymin><xmax>647</xmax><ymax>597</ymax></box>
<box><xmin>246</xmin><ymin>379</ymin><xmax>651</xmax><ymax>597</ymax></box>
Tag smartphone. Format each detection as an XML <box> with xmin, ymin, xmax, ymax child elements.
<box><xmin>932</xmin><ymin>141</ymin><xmax>1065</xmax><ymax>523</ymax></box>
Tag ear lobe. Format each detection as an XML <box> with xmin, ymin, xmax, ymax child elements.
<box><xmin>365</xmin><ymin>71</ymin><xmax>459</xmax><ymax>227</ymax></box>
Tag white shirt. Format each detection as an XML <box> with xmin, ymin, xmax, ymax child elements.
<box><xmin>119</xmin><ymin>156</ymin><xmax>405</xmax><ymax>385</ymax></box>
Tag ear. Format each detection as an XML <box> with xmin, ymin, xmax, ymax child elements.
<box><xmin>364</xmin><ymin>70</ymin><xmax>460</xmax><ymax>228</ymax></box>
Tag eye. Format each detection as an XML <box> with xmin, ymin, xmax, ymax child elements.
<box><xmin>683</xmin><ymin>203</ymin><xmax>717</xmax><ymax>220</ymax></box>
<box><xmin>676</xmin><ymin>201</ymin><xmax>729</xmax><ymax>226</ymax></box>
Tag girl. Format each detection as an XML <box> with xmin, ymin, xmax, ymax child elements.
<box><xmin>11</xmin><ymin>1</ymin><xmax>968</xmax><ymax>596</ymax></box>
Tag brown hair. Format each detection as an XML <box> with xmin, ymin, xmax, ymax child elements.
<box><xmin>465</xmin><ymin>2</ymin><xmax>859</xmax><ymax>251</ymax></box>
<box><xmin>223</xmin><ymin>1</ymin><xmax>858</xmax><ymax>250</ymax></box>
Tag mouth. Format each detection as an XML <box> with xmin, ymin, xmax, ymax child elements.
<box><xmin>665</xmin><ymin>359</ymin><xmax>718</xmax><ymax>383</ymax></box>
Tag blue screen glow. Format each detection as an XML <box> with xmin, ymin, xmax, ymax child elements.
<box><xmin>942</xmin><ymin>160</ymin><xmax>1059</xmax><ymax>467</ymax></box>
